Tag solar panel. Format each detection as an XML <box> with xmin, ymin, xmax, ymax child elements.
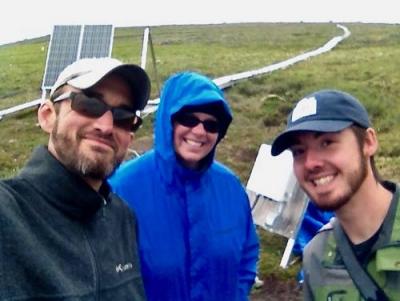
<box><xmin>80</xmin><ymin>25</ymin><xmax>113</xmax><ymax>58</ymax></box>
<box><xmin>41</xmin><ymin>24</ymin><xmax>114</xmax><ymax>91</ymax></box>
<box><xmin>42</xmin><ymin>25</ymin><xmax>81</xmax><ymax>89</ymax></box>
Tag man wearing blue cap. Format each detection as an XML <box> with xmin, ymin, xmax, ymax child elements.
<box><xmin>271</xmin><ymin>90</ymin><xmax>399</xmax><ymax>300</ymax></box>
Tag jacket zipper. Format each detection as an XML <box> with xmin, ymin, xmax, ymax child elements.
<box><xmin>102</xmin><ymin>197</ymin><xmax>107</xmax><ymax>218</ymax></box>
<box><xmin>83</xmin><ymin>197</ymin><xmax>107</xmax><ymax>300</ymax></box>
<box><xmin>83</xmin><ymin>230</ymin><xmax>100</xmax><ymax>301</ymax></box>
<box><xmin>86</xmin><ymin>196</ymin><xmax>107</xmax><ymax>301</ymax></box>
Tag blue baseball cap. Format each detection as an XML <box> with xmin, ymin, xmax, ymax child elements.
<box><xmin>271</xmin><ymin>89</ymin><xmax>371</xmax><ymax>156</ymax></box>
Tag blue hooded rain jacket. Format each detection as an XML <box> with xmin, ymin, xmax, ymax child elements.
<box><xmin>109</xmin><ymin>71</ymin><xmax>259</xmax><ymax>301</ymax></box>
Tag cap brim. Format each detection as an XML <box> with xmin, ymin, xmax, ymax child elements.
<box><xmin>270</xmin><ymin>119</ymin><xmax>352</xmax><ymax>156</ymax></box>
<box><xmin>68</xmin><ymin>64</ymin><xmax>150</xmax><ymax>111</ymax></box>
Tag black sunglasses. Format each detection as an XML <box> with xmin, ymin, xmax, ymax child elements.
<box><xmin>52</xmin><ymin>91</ymin><xmax>142</xmax><ymax>132</ymax></box>
<box><xmin>174</xmin><ymin>113</ymin><xmax>220</xmax><ymax>133</ymax></box>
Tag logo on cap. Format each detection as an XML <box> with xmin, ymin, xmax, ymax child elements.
<box><xmin>291</xmin><ymin>96</ymin><xmax>317</xmax><ymax>122</ymax></box>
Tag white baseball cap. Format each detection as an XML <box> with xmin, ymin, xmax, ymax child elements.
<box><xmin>50</xmin><ymin>57</ymin><xmax>151</xmax><ymax>110</ymax></box>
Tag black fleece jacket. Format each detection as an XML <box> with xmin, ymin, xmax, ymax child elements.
<box><xmin>0</xmin><ymin>146</ymin><xmax>146</xmax><ymax>300</ymax></box>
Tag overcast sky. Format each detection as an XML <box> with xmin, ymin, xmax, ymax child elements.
<box><xmin>2</xmin><ymin>0</ymin><xmax>399</xmax><ymax>45</ymax></box>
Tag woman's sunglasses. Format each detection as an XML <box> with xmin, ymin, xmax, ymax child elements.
<box><xmin>174</xmin><ymin>113</ymin><xmax>220</xmax><ymax>133</ymax></box>
<box><xmin>52</xmin><ymin>91</ymin><xmax>142</xmax><ymax>132</ymax></box>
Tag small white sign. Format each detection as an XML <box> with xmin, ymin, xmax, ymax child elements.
<box><xmin>246</xmin><ymin>144</ymin><xmax>295</xmax><ymax>202</ymax></box>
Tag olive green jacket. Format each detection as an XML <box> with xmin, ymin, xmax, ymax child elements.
<box><xmin>303</xmin><ymin>182</ymin><xmax>400</xmax><ymax>301</ymax></box>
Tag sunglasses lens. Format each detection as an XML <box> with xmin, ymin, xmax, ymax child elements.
<box><xmin>112</xmin><ymin>108</ymin><xmax>137</xmax><ymax>121</ymax></box>
<box><xmin>176</xmin><ymin>114</ymin><xmax>200</xmax><ymax>128</ymax></box>
<box><xmin>114</xmin><ymin>115</ymin><xmax>142</xmax><ymax>132</ymax></box>
<box><xmin>71</xmin><ymin>94</ymin><xmax>107</xmax><ymax>118</ymax></box>
<box><xmin>176</xmin><ymin>114</ymin><xmax>219</xmax><ymax>133</ymax></box>
<box><xmin>202</xmin><ymin>120</ymin><xmax>219</xmax><ymax>133</ymax></box>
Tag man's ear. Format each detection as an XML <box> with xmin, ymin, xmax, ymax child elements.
<box><xmin>363</xmin><ymin>127</ymin><xmax>378</xmax><ymax>157</ymax></box>
<box><xmin>37</xmin><ymin>100</ymin><xmax>57</xmax><ymax>134</ymax></box>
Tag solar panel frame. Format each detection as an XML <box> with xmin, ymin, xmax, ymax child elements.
<box><xmin>41</xmin><ymin>24</ymin><xmax>114</xmax><ymax>92</ymax></box>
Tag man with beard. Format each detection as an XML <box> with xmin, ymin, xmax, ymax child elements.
<box><xmin>0</xmin><ymin>57</ymin><xmax>150</xmax><ymax>300</ymax></box>
<box><xmin>271</xmin><ymin>90</ymin><xmax>399</xmax><ymax>301</ymax></box>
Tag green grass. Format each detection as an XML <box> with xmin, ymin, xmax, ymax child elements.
<box><xmin>1</xmin><ymin>22</ymin><xmax>400</xmax><ymax>283</ymax></box>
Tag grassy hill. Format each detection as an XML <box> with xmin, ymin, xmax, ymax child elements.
<box><xmin>1</xmin><ymin>23</ymin><xmax>400</xmax><ymax>298</ymax></box>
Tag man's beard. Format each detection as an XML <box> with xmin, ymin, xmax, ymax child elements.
<box><xmin>309</xmin><ymin>153</ymin><xmax>368</xmax><ymax>211</ymax></box>
<box><xmin>51</xmin><ymin>119</ymin><xmax>123</xmax><ymax>180</ymax></box>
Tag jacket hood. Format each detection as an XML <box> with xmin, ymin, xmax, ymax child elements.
<box><xmin>154</xmin><ymin>71</ymin><xmax>232</xmax><ymax>170</ymax></box>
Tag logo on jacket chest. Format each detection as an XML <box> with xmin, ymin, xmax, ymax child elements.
<box><xmin>115</xmin><ymin>262</ymin><xmax>133</xmax><ymax>273</ymax></box>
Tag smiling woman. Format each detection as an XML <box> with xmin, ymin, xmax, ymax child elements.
<box><xmin>109</xmin><ymin>71</ymin><xmax>260</xmax><ymax>301</ymax></box>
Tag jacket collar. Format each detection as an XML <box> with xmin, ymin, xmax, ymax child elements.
<box><xmin>375</xmin><ymin>181</ymin><xmax>400</xmax><ymax>246</ymax></box>
<box><xmin>19</xmin><ymin>146</ymin><xmax>110</xmax><ymax>220</ymax></box>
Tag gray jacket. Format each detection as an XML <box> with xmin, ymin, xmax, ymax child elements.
<box><xmin>0</xmin><ymin>146</ymin><xmax>146</xmax><ymax>300</ymax></box>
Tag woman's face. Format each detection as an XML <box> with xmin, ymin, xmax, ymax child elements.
<box><xmin>173</xmin><ymin>112</ymin><xmax>219</xmax><ymax>169</ymax></box>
